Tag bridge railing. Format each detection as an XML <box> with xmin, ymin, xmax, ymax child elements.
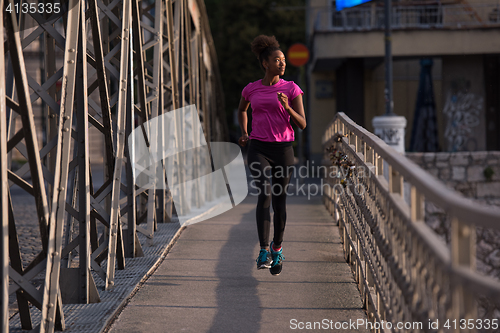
<box><xmin>315</xmin><ymin>3</ymin><xmax>500</xmax><ymax>32</ymax></box>
<box><xmin>322</xmin><ymin>112</ymin><xmax>500</xmax><ymax>331</ymax></box>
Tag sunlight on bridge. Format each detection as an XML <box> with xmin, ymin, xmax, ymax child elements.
<box><xmin>323</xmin><ymin>112</ymin><xmax>500</xmax><ymax>332</ymax></box>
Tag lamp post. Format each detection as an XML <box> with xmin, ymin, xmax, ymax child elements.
<box><xmin>372</xmin><ymin>0</ymin><xmax>407</xmax><ymax>153</ymax></box>
<box><xmin>384</xmin><ymin>0</ymin><xmax>394</xmax><ymax>116</ymax></box>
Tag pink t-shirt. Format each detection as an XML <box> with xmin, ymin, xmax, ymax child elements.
<box><xmin>242</xmin><ymin>79</ymin><xmax>303</xmax><ymax>142</ymax></box>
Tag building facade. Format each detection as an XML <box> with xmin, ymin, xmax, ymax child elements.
<box><xmin>307</xmin><ymin>0</ymin><xmax>500</xmax><ymax>163</ymax></box>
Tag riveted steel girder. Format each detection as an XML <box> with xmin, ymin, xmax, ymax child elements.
<box><xmin>3</xmin><ymin>0</ymin><xmax>228</xmax><ymax>331</ymax></box>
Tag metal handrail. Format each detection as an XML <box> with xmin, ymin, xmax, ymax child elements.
<box><xmin>330</xmin><ymin>113</ymin><xmax>500</xmax><ymax>230</ymax></box>
<box><xmin>315</xmin><ymin>3</ymin><xmax>500</xmax><ymax>31</ymax></box>
<box><xmin>322</xmin><ymin>112</ymin><xmax>500</xmax><ymax>330</ymax></box>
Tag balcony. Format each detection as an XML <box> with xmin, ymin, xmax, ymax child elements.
<box><xmin>315</xmin><ymin>3</ymin><xmax>500</xmax><ymax>32</ymax></box>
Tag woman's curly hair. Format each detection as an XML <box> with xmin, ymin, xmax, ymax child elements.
<box><xmin>251</xmin><ymin>35</ymin><xmax>281</xmax><ymax>71</ymax></box>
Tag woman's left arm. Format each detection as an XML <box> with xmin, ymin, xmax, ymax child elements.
<box><xmin>278</xmin><ymin>92</ymin><xmax>307</xmax><ymax>130</ymax></box>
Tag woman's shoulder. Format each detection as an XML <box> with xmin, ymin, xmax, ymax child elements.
<box><xmin>242</xmin><ymin>79</ymin><xmax>263</xmax><ymax>99</ymax></box>
<box><xmin>279</xmin><ymin>79</ymin><xmax>303</xmax><ymax>96</ymax></box>
<box><xmin>279</xmin><ymin>79</ymin><xmax>300</xmax><ymax>89</ymax></box>
<box><xmin>244</xmin><ymin>79</ymin><xmax>262</xmax><ymax>89</ymax></box>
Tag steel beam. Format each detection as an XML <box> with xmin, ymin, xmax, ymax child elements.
<box><xmin>106</xmin><ymin>0</ymin><xmax>132</xmax><ymax>290</ymax></box>
<box><xmin>4</xmin><ymin>0</ymin><xmax>64</xmax><ymax>329</ymax></box>
<box><xmin>3</xmin><ymin>0</ymin><xmax>230</xmax><ymax>330</ymax></box>
<box><xmin>40</xmin><ymin>0</ymin><xmax>81</xmax><ymax>329</ymax></box>
<box><xmin>0</xmin><ymin>1</ymin><xmax>9</xmax><ymax>332</ymax></box>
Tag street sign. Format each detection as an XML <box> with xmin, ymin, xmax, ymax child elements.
<box><xmin>287</xmin><ymin>43</ymin><xmax>309</xmax><ymax>67</ymax></box>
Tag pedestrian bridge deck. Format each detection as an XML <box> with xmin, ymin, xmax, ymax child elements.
<box><xmin>108</xmin><ymin>194</ymin><xmax>370</xmax><ymax>333</ymax></box>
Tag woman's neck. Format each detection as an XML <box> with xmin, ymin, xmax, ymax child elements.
<box><xmin>262</xmin><ymin>74</ymin><xmax>280</xmax><ymax>86</ymax></box>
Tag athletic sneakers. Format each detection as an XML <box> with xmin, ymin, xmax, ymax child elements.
<box><xmin>269</xmin><ymin>242</ymin><xmax>285</xmax><ymax>276</ymax></box>
<box><xmin>256</xmin><ymin>249</ymin><xmax>273</xmax><ymax>269</ymax></box>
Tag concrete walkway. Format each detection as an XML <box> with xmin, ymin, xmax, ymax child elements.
<box><xmin>107</xmin><ymin>193</ymin><xmax>369</xmax><ymax>333</ymax></box>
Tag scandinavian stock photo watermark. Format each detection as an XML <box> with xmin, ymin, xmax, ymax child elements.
<box><xmin>127</xmin><ymin>104</ymin><xmax>369</xmax><ymax>227</ymax></box>
<box><xmin>247</xmin><ymin>161</ymin><xmax>369</xmax><ymax>200</ymax></box>
<box><xmin>290</xmin><ymin>318</ymin><xmax>424</xmax><ymax>331</ymax></box>
<box><xmin>128</xmin><ymin>105</ymin><xmax>249</xmax><ymax>227</ymax></box>
<box><xmin>289</xmin><ymin>318</ymin><xmax>499</xmax><ymax>331</ymax></box>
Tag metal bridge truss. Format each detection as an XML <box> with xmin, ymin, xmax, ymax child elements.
<box><xmin>0</xmin><ymin>0</ymin><xmax>227</xmax><ymax>331</ymax></box>
<box><xmin>323</xmin><ymin>113</ymin><xmax>500</xmax><ymax>332</ymax></box>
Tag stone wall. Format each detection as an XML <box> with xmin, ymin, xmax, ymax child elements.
<box><xmin>406</xmin><ymin>151</ymin><xmax>500</xmax><ymax>206</ymax></box>
<box><xmin>405</xmin><ymin>151</ymin><xmax>500</xmax><ymax>286</ymax></box>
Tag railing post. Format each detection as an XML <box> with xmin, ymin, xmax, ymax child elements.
<box><xmin>357</xmin><ymin>237</ymin><xmax>363</xmax><ymax>287</ymax></box>
<box><xmin>410</xmin><ymin>186</ymin><xmax>424</xmax><ymax>221</ymax></box>
<box><xmin>451</xmin><ymin>217</ymin><xmax>477</xmax><ymax>328</ymax></box>
<box><xmin>376</xmin><ymin>153</ymin><xmax>384</xmax><ymax>176</ymax></box>
<box><xmin>370</xmin><ymin>2</ymin><xmax>376</xmax><ymax>28</ymax></box>
<box><xmin>397</xmin><ymin>173</ymin><xmax>404</xmax><ymax>200</ymax></box>
<box><xmin>362</xmin><ymin>140</ymin><xmax>367</xmax><ymax>163</ymax></box>
<box><xmin>343</xmin><ymin>209</ymin><xmax>349</xmax><ymax>260</ymax></box>
<box><xmin>334</xmin><ymin>193</ymin><xmax>340</xmax><ymax>225</ymax></box>
<box><xmin>329</xmin><ymin>186</ymin><xmax>334</xmax><ymax>217</ymax></box>
<box><xmin>388</xmin><ymin>164</ymin><xmax>393</xmax><ymax>190</ymax></box>
<box><xmin>388</xmin><ymin>165</ymin><xmax>403</xmax><ymax>198</ymax></box>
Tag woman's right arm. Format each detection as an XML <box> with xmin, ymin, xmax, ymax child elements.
<box><xmin>238</xmin><ymin>96</ymin><xmax>251</xmax><ymax>147</ymax></box>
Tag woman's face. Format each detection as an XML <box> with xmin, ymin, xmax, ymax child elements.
<box><xmin>263</xmin><ymin>50</ymin><xmax>286</xmax><ymax>76</ymax></box>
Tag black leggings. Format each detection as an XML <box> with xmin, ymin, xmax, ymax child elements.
<box><xmin>247</xmin><ymin>139</ymin><xmax>295</xmax><ymax>248</ymax></box>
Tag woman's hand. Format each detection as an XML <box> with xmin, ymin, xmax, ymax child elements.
<box><xmin>278</xmin><ymin>92</ymin><xmax>306</xmax><ymax>129</ymax></box>
<box><xmin>277</xmin><ymin>92</ymin><xmax>290</xmax><ymax>111</ymax></box>
<box><xmin>238</xmin><ymin>134</ymin><xmax>249</xmax><ymax>147</ymax></box>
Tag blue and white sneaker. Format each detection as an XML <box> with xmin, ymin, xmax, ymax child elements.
<box><xmin>269</xmin><ymin>242</ymin><xmax>284</xmax><ymax>275</ymax></box>
<box><xmin>256</xmin><ymin>249</ymin><xmax>273</xmax><ymax>269</ymax></box>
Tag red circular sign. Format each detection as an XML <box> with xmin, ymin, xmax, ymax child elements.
<box><xmin>287</xmin><ymin>43</ymin><xmax>310</xmax><ymax>67</ymax></box>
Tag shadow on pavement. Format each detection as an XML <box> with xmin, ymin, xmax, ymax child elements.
<box><xmin>208</xmin><ymin>208</ymin><xmax>261</xmax><ymax>333</ymax></box>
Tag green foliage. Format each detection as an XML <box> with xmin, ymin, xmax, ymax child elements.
<box><xmin>205</xmin><ymin>0</ymin><xmax>306</xmax><ymax>132</ymax></box>
<box><xmin>484</xmin><ymin>166</ymin><xmax>494</xmax><ymax>181</ymax></box>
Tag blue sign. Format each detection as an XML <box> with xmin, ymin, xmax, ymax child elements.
<box><xmin>336</xmin><ymin>0</ymin><xmax>372</xmax><ymax>11</ymax></box>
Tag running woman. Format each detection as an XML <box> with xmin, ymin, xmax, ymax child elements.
<box><xmin>237</xmin><ymin>35</ymin><xmax>306</xmax><ymax>275</ymax></box>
